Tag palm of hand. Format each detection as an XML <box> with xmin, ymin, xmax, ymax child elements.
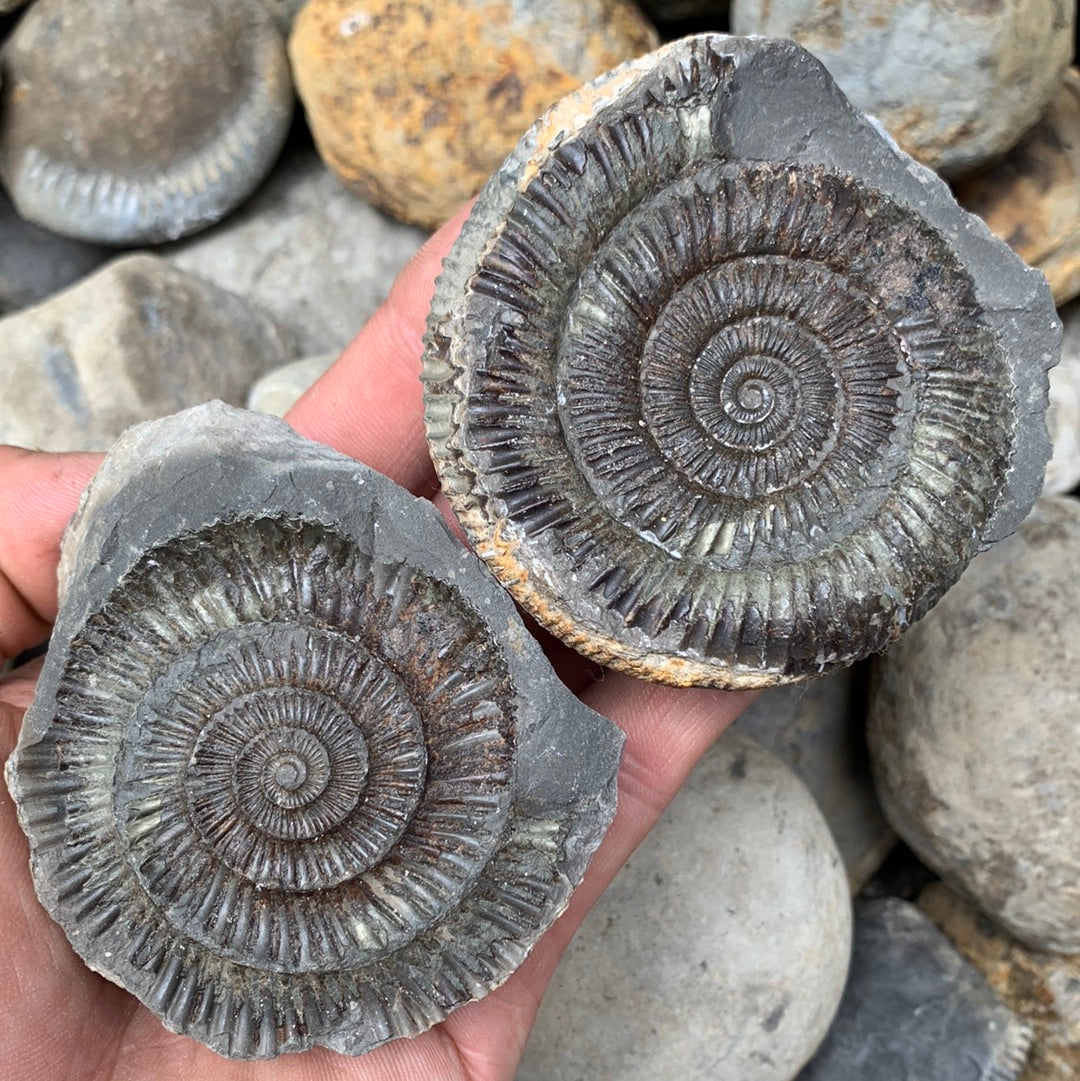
<box><xmin>0</xmin><ymin>213</ymin><xmax>750</xmax><ymax>1081</ymax></box>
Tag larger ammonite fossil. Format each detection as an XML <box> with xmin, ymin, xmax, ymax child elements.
<box><xmin>6</xmin><ymin>402</ymin><xmax>622</xmax><ymax>1059</ymax></box>
<box><xmin>423</xmin><ymin>33</ymin><xmax>1061</xmax><ymax>689</ymax></box>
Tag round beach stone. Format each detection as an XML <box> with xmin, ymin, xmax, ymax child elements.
<box><xmin>920</xmin><ymin>882</ymin><xmax>1080</xmax><ymax>1081</ymax></box>
<box><xmin>731</xmin><ymin>0</ymin><xmax>1075</xmax><ymax>178</ymax></box>
<box><xmin>869</xmin><ymin>495</ymin><xmax>1080</xmax><ymax>953</ymax></box>
<box><xmin>247</xmin><ymin>353</ymin><xmax>337</xmax><ymax>416</ymax></box>
<box><xmin>955</xmin><ymin>68</ymin><xmax>1080</xmax><ymax>307</ymax></box>
<box><xmin>0</xmin><ymin>0</ymin><xmax>293</xmax><ymax>244</ymax></box>
<box><xmin>0</xmin><ymin>254</ymin><xmax>296</xmax><ymax>452</ymax></box>
<box><xmin>288</xmin><ymin>0</ymin><xmax>658</xmax><ymax>229</ymax></box>
<box><xmin>517</xmin><ymin>731</ymin><xmax>852</xmax><ymax>1081</ymax></box>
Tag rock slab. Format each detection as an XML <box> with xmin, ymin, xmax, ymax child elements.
<box><xmin>164</xmin><ymin>147</ymin><xmax>427</xmax><ymax>356</ymax></box>
<box><xmin>798</xmin><ymin>898</ymin><xmax>1032</xmax><ymax>1081</ymax></box>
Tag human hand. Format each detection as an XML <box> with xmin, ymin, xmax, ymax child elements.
<box><xmin>0</xmin><ymin>205</ymin><xmax>755</xmax><ymax>1081</ymax></box>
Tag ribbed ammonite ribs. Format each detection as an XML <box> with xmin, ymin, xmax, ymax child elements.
<box><xmin>6</xmin><ymin>402</ymin><xmax>622</xmax><ymax>1059</ymax></box>
<box><xmin>423</xmin><ymin>33</ymin><xmax>1060</xmax><ymax>689</ymax></box>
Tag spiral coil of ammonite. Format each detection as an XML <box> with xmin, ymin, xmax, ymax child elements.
<box><xmin>423</xmin><ymin>34</ymin><xmax>1058</xmax><ymax>688</ymax></box>
<box><xmin>7</xmin><ymin>404</ymin><xmax>621</xmax><ymax>1059</ymax></box>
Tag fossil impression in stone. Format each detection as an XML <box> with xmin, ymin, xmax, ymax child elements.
<box><xmin>423</xmin><ymin>34</ymin><xmax>1060</xmax><ymax>689</ymax></box>
<box><xmin>0</xmin><ymin>0</ymin><xmax>293</xmax><ymax>244</ymax></box>
<box><xmin>6</xmin><ymin>402</ymin><xmax>622</xmax><ymax>1059</ymax></box>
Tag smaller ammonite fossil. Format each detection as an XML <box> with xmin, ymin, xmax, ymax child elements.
<box><xmin>0</xmin><ymin>0</ymin><xmax>292</xmax><ymax>244</ymax></box>
<box><xmin>423</xmin><ymin>33</ymin><xmax>1061</xmax><ymax>689</ymax></box>
<box><xmin>6</xmin><ymin>402</ymin><xmax>622</xmax><ymax>1059</ymax></box>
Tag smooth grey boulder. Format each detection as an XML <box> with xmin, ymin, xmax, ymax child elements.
<box><xmin>0</xmin><ymin>187</ymin><xmax>111</xmax><ymax>315</ymax></box>
<box><xmin>1045</xmin><ymin>300</ymin><xmax>1080</xmax><ymax>495</ymax></box>
<box><xmin>165</xmin><ymin>147</ymin><xmax>427</xmax><ymax>356</ymax></box>
<box><xmin>247</xmin><ymin>353</ymin><xmax>336</xmax><ymax>416</ymax></box>
<box><xmin>734</xmin><ymin>663</ymin><xmax>894</xmax><ymax>892</ymax></box>
<box><xmin>0</xmin><ymin>254</ymin><xmax>296</xmax><ymax>451</ymax></box>
<box><xmin>517</xmin><ymin>731</ymin><xmax>852</xmax><ymax>1081</ymax></box>
<box><xmin>869</xmin><ymin>495</ymin><xmax>1080</xmax><ymax>953</ymax></box>
<box><xmin>732</xmin><ymin>0</ymin><xmax>1075</xmax><ymax>178</ymax></box>
<box><xmin>798</xmin><ymin>898</ymin><xmax>1032</xmax><ymax>1081</ymax></box>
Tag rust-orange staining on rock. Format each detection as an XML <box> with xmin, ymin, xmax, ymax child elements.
<box><xmin>288</xmin><ymin>0</ymin><xmax>657</xmax><ymax>229</ymax></box>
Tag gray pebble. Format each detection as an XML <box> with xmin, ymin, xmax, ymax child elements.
<box><xmin>0</xmin><ymin>254</ymin><xmax>296</xmax><ymax>451</ymax></box>
<box><xmin>517</xmin><ymin>731</ymin><xmax>852</xmax><ymax>1081</ymax></box>
<box><xmin>247</xmin><ymin>353</ymin><xmax>337</xmax><ymax>416</ymax></box>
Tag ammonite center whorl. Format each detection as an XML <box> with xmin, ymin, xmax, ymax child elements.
<box><xmin>423</xmin><ymin>34</ymin><xmax>1060</xmax><ymax>688</ymax></box>
<box><xmin>6</xmin><ymin>403</ymin><xmax>622</xmax><ymax>1059</ymax></box>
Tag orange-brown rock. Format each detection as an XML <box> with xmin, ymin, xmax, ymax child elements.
<box><xmin>920</xmin><ymin>882</ymin><xmax>1080</xmax><ymax>1081</ymax></box>
<box><xmin>955</xmin><ymin>69</ymin><xmax>1080</xmax><ymax>306</ymax></box>
<box><xmin>288</xmin><ymin>0</ymin><xmax>658</xmax><ymax>229</ymax></box>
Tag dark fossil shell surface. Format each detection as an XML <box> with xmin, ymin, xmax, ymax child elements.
<box><xmin>6</xmin><ymin>402</ymin><xmax>622</xmax><ymax>1059</ymax></box>
<box><xmin>423</xmin><ymin>33</ymin><xmax>1061</xmax><ymax>689</ymax></box>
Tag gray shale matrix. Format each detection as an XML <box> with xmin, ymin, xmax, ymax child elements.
<box><xmin>7</xmin><ymin>402</ymin><xmax>623</xmax><ymax>1060</ymax></box>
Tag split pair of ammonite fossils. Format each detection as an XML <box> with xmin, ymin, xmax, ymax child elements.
<box><xmin>7</xmin><ymin>35</ymin><xmax>1059</xmax><ymax>1060</ymax></box>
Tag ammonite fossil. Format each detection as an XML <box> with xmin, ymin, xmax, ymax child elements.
<box><xmin>0</xmin><ymin>0</ymin><xmax>292</xmax><ymax>244</ymax></box>
<box><xmin>6</xmin><ymin>402</ymin><xmax>622</xmax><ymax>1059</ymax></box>
<box><xmin>423</xmin><ymin>33</ymin><xmax>1060</xmax><ymax>689</ymax></box>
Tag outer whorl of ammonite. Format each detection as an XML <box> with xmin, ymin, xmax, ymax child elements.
<box><xmin>0</xmin><ymin>0</ymin><xmax>292</xmax><ymax>244</ymax></box>
<box><xmin>423</xmin><ymin>34</ymin><xmax>1060</xmax><ymax>689</ymax></box>
<box><xmin>6</xmin><ymin>403</ymin><xmax>622</xmax><ymax>1059</ymax></box>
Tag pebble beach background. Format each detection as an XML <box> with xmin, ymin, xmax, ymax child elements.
<box><xmin>1</xmin><ymin>1</ymin><xmax>1079</xmax><ymax>1078</ymax></box>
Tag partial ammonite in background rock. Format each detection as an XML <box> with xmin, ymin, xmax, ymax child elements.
<box><xmin>0</xmin><ymin>0</ymin><xmax>293</xmax><ymax>243</ymax></box>
<box><xmin>869</xmin><ymin>495</ymin><xmax>1080</xmax><ymax>953</ymax></box>
<box><xmin>287</xmin><ymin>0</ymin><xmax>658</xmax><ymax>229</ymax></box>
<box><xmin>731</xmin><ymin>0</ymin><xmax>1075</xmax><ymax>179</ymax></box>
<box><xmin>955</xmin><ymin>69</ymin><xmax>1080</xmax><ymax>308</ymax></box>
<box><xmin>920</xmin><ymin>882</ymin><xmax>1080</xmax><ymax>1081</ymax></box>
<box><xmin>518</xmin><ymin>731</ymin><xmax>852</xmax><ymax>1081</ymax></box>
<box><xmin>0</xmin><ymin>255</ymin><xmax>297</xmax><ymax>452</ymax></box>
<box><xmin>798</xmin><ymin>899</ymin><xmax>1032</xmax><ymax>1081</ymax></box>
